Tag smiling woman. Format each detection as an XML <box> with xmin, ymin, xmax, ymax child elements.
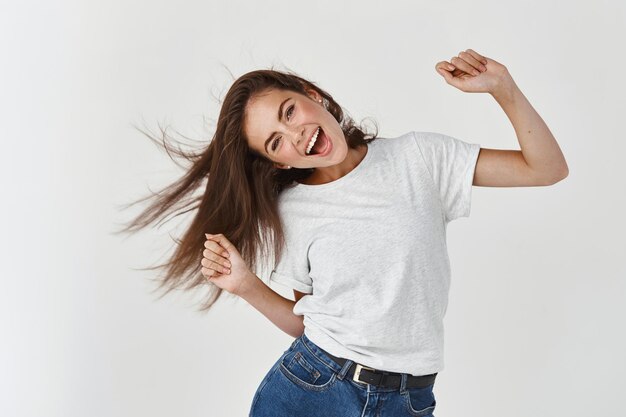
<box><xmin>114</xmin><ymin>68</ymin><xmax>379</xmax><ymax>313</ymax></box>
<box><xmin>115</xmin><ymin>49</ymin><xmax>568</xmax><ymax>417</ymax></box>
<box><xmin>242</xmin><ymin>85</ymin><xmax>373</xmax><ymax>184</ymax></box>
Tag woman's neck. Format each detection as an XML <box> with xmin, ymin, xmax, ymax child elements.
<box><xmin>298</xmin><ymin>144</ymin><xmax>368</xmax><ymax>186</ymax></box>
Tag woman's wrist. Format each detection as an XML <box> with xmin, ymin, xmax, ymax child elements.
<box><xmin>490</xmin><ymin>74</ymin><xmax>518</xmax><ymax>103</ymax></box>
<box><xmin>236</xmin><ymin>271</ymin><xmax>261</xmax><ymax>298</ymax></box>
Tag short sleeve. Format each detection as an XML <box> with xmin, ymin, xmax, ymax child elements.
<box><xmin>269</xmin><ymin>227</ymin><xmax>313</xmax><ymax>294</ymax></box>
<box><xmin>412</xmin><ymin>131</ymin><xmax>481</xmax><ymax>223</ymax></box>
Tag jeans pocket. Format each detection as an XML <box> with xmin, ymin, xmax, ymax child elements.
<box><xmin>402</xmin><ymin>384</ymin><xmax>437</xmax><ymax>416</ymax></box>
<box><xmin>278</xmin><ymin>340</ymin><xmax>337</xmax><ymax>391</ymax></box>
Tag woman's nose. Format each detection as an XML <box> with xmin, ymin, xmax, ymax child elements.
<box><xmin>291</xmin><ymin>127</ymin><xmax>306</xmax><ymax>145</ymax></box>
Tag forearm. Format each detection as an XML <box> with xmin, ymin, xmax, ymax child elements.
<box><xmin>491</xmin><ymin>79</ymin><xmax>569</xmax><ymax>181</ymax></box>
<box><xmin>237</xmin><ymin>273</ymin><xmax>305</xmax><ymax>338</ymax></box>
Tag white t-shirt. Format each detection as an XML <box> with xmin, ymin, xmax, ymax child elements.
<box><xmin>269</xmin><ymin>131</ymin><xmax>481</xmax><ymax>376</ymax></box>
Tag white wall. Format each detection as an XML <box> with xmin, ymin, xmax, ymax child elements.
<box><xmin>1</xmin><ymin>0</ymin><xmax>624</xmax><ymax>416</ymax></box>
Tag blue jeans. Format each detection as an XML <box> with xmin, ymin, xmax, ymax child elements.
<box><xmin>249</xmin><ymin>332</ymin><xmax>437</xmax><ymax>417</ymax></box>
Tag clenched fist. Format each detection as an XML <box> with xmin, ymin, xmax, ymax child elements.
<box><xmin>201</xmin><ymin>233</ymin><xmax>255</xmax><ymax>296</ymax></box>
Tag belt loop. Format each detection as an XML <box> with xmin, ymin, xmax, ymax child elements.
<box><xmin>399</xmin><ymin>373</ymin><xmax>408</xmax><ymax>393</ymax></box>
<box><xmin>336</xmin><ymin>359</ymin><xmax>354</xmax><ymax>380</ymax></box>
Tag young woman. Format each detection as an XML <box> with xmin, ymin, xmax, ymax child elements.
<box><xmin>122</xmin><ymin>48</ymin><xmax>568</xmax><ymax>417</ymax></box>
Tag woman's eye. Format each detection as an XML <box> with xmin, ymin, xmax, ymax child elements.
<box><xmin>271</xmin><ymin>105</ymin><xmax>295</xmax><ymax>152</ymax></box>
<box><xmin>271</xmin><ymin>137</ymin><xmax>281</xmax><ymax>152</ymax></box>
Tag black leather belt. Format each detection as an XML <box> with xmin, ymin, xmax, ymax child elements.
<box><xmin>323</xmin><ymin>350</ymin><xmax>437</xmax><ymax>389</ymax></box>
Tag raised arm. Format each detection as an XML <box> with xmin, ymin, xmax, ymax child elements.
<box><xmin>472</xmin><ymin>78</ymin><xmax>569</xmax><ymax>187</ymax></box>
<box><xmin>436</xmin><ymin>49</ymin><xmax>569</xmax><ymax>187</ymax></box>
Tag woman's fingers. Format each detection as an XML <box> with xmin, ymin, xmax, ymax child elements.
<box><xmin>201</xmin><ymin>266</ymin><xmax>222</xmax><ymax>279</ymax></box>
<box><xmin>203</xmin><ymin>233</ymin><xmax>232</xmax><ymax>277</ymax></box>
<box><xmin>204</xmin><ymin>238</ymin><xmax>230</xmax><ymax>258</ymax></box>
<box><xmin>459</xmin><ymin>51</ymin><xmax>486</xmax><ymax>72</ymax></box>
<box><xmin>201</xmin><ymin>267</ymin><xmax>213</xmax><ymax>279</ymax></box>
<box><xmin>449</xmin><ymin>49</ymin><xmax>489</xmax><ymax>76</ymax></box>
<box><xmin>203</xmin><ymin>247</ymin><xmax>231</xmax><ymax>269</ymax></box>
<box><xmin>437</xmin><ymin>67</ymin><xmax>452</xmax><ymax>81</ymax></box>
<box><xmin>465</xmin><ymin>48</ymin><xmax>488</xmax><ymax>65</ymax></box>
<box><xmin>435</xmin><ymin>61</ymin><xmax>456</xmax><ymax>82</ymax></box>
<box><xmin>437</xmin><ymin>66</ymin><xmax>457</xmax><ymax>86</ymax></box>
<box><xmin>451</xmin><ymin>55</ymin><xmax>479</xmax><ymax>75</ymax></box>
<box><xmin>436</xmin><ymin>49</ymin><xmax>488</xmax><ymax>79</ymax></box>
<box><xmin>435</xmin><ymin>61</ymin><xmax>455</xmax><ymax>72</ymax></box>
<box><xmin>201</xmin><ymin>257</ymin><xmax>230</xmax><ymax>274</ymax></box>
<box><xmin>205</xmin><ymin>233</ymin><xmax>232</xmax><ymax>257</ymax></box>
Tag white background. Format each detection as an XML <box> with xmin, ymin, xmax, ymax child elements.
<box><xmin>1</xmin><ymin>1</ymin><xmax>624</xmax><ymax>416</ymax></box>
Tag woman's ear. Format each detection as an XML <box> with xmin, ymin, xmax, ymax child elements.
<box><xmin>306</xmin><ymin>88</ymin><xmax>322</xmax><ymax>102</ymax></box>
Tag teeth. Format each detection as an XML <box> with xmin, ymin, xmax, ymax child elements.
<box><xmin>306</xmin><ymin>127</ymin><xmax>321</xmax><ymax>155</ymax></box>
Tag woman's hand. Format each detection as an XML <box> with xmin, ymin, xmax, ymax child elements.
<box><xmin>435</xmin><ymin>49</ymin><xmax>513</xmax><ymax>94</ymax></box>
<box><xmin>201</xmin><ymin>233</ymin><xmax>255</xmax><ymax>296</ymax></box>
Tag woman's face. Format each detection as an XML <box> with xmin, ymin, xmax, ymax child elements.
<box><xmin>244</xmin><ymin>88</ymin><xmax>348</xmax><ymax>169</ymax></box>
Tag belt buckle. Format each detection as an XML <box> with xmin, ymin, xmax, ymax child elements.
<box><xmin>353</xmin><ymin>363</ymin><xmax>376</xmax><ymax>384</ymax></box>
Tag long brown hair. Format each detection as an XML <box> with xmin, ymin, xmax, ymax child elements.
<box><xmin>115</xmin><ymin>67</ymin><xmax>379</xmax><ymax>311</ymax></box>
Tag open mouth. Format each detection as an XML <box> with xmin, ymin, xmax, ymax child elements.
<box><xmin>307</xmin><ymin>128</ymin><xmax>332</xmax><ymax>157</ymax></box>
